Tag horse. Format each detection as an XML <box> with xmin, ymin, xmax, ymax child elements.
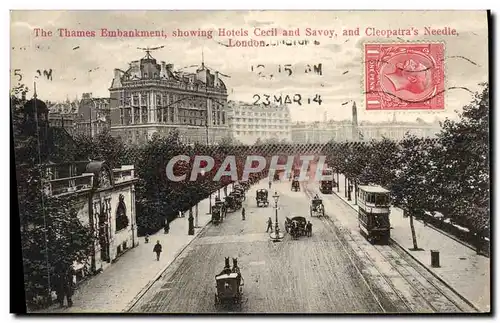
<box><xmin>217</xmin><ymin>257</ymin><xmax>232</xmax><ymax>276</ymax></box>
<box><xmin>232</xmin><ymin>258</ymin><xmax>240</xmax><ymax>274</ymax></box>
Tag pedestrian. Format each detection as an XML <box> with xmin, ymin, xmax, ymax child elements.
<box><xmin>242</xmin><ymin>207</ymin><xmax>246</xmax><ymax>220</ymax></box>
<box><xmin>164</xmin><ymin>219</ymin><xmax>170</xmax><ymax>234</ymax></box>
<box><xmin>145</xmin><ymin>233</ymin><xmax>150</xmax><ymax>243</ymax></box>
<box><xmin>153</xmin><ymin>240</ymin><xmax>162</xmax><ymax>261</ymax></box>
<box><xmin>268</xmin><ymin>181</ymin><xmax>272</xmax><ymax>189</ymax></box>
<box><xmin>266</xmin><ymin>217</ymin><xmax>273</xmax><ymax>232</ymax></box>
<box><xmin>55</xmin><ymin>263</ymin><xmax>74</xmax><ymax>308</ymax></box>
<box><xmin>307</xmin><ymin>221</ymin><xmax>313</xmax><ymax>237</ymax></box>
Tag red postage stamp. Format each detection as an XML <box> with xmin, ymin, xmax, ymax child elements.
<box><xmin>364</xmin><ymin>43</ymin><xmax>445</xmax><ymax>110</ymax></box>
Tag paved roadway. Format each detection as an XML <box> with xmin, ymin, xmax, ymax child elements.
<box><xmin>129</xmin><ymin>179</ymin><xmax>476</xmax><ymax>313</ymax></box>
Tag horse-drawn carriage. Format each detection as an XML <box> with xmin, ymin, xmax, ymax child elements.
<box><xmin>285</xmin><ymin>216</ymin><xmax>308</xmax><ymax>239</ymax></box>
<box><xmin>291</xmin><ymin>178</ymin><xmax>300</xmax><ymax>191</ymax></box>
<box><xmin>215</xmin><ymin>257</ymin><xmax>244</xmax><ymax>308</ymax></box>
<box><xmin>225</xmin><ymin>194</ymin><xmax>242</xmax><ymax>212</ymax></box>
<box><xmin>310</xmin><ymin>197</ymin><xmax>325</xmax><ymax>217</ymax></box>
<box><xmin>233</xmin><ymin>186</ymin><xmax>246</xmax><ymax>201</ymax></box>
<box><xmin>212</xmin><ymin>204</ymin><xmax>223</xmax><ymax>225</ymax></box>
<box><xmin>256</xmin><ymin>189</ymin><xmax>269</xmax><ymax>207</ymax></box>
<box><xmin>212</xmin><ymin>198</ymin><xmax>226</xmax><ymax>225</ymax></box>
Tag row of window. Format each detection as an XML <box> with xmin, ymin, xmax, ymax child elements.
<box><xmin>234</xmin><ymin>111</ymin><xmax>288</xmax><ymax>118</ymax></box>
<box><xmin>358</xmin><ymin>191</ymin><xmax>390</xmax><ymax>206</ymax></box>
<box><xmin>232</xmin><ymin>118</ymin><xmax>289</xmax><ymax>123</ymax></box>
<box><xmin>118</xmin><ymin>107</ymin><xmax>226</xmax><ymax>126</ymax></box>
<box><xmin>233</xmin><ymin>125</ymin><xmax>290</xmax><ymax>130</ymax></box>
<box><xmin>118</xmin><ymin>92</ymin><xmax>219</xmax><ymax>110</ymax></box>
<box><xmin>235</xmin><ymin>131</ymin><xmax>289</xmax><ymax>136</ymax></box>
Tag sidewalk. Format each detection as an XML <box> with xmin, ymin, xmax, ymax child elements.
<box><xmin>35</xmin><ymin>185</ymin><xmax>233</xmax><ymax>313</ymax></box>
<box><xmin>332</xmin><ymin>174</ymin><xmax>490</xmax><ymax>312</ymax></box>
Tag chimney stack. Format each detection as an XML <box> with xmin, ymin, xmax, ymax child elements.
<box><xmin>214</xmin><ymin>71</ymin><xmax>219</xmax><ymax>87</ymax></box>
<box><xmin>160</xmin><ymin>61</ymin><xmax>167</xmax><ymax>78</ymax></box>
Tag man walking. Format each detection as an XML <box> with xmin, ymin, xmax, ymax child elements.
<box><xmin>306</xmin><ymin>221</ymin><xmax>313</xmax><ymax>237</ymax></box>
<box><xmin>153</xmin><ymin>240</ymin><xmax>162</xmax><ymax>261</ymax></box>
<box><xmin>266</xmin><ymin>217</ymin><xmax>273</xmax><ymax>233</ymax></box>
<box><xmin>242</xmin><ymin>207</ymin><xmax>246</xmax><ymax>221</ymax></box>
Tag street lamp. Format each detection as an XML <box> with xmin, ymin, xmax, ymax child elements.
<box><xmin>344</xmin><ymin>158</ymin><xmax>348</xmax><ymax>198</ymax></box>
<box><xmin>201</xmin><ymin>169</ymin><xmax>212</xmax><ymax>215</ymax></box>
<box><xmin>270</xmin><ymin>191</ymin><xmax>284</xmax><ymax>241</ymax></box>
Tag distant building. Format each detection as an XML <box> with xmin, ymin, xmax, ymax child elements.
<box><xmin>108</xmin><ymin>50</ymin><xmax>230</xmax><ymax>145</ymax></box>
<box><xmin>227</xmin><ymin>101</ymin><xmax>292</xmax><ymax>145</ymax></box>
<box><xmin>291</xmin><ymin>120</ymin><xmax>441</xmax><ymax>144</ymax></box>
<box><xmin>75</xmin><ymin>93</ymin><xmax>111</xmax><ymax>138</ymax></box>
<box><xmin>47</xmin><ymin>99</ymin><xmax>79</xmax><ymax>136</ymax></box>
<box><xmin>47</xmin><ymin>94</ymin><xmax>111</xmax><ymax>138</ymax></box>
<box><xmin>291</xmin><ymin>121</ymin><xmax>353</xmax><ymax>144</ymax></box>
<box><xmin>358</xmin><ymin>120</ymin><xmax>441</xmax><ymax>141</ymax></box>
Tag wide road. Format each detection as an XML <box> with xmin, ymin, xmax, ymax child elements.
<box><xmin>129</xmin><ymin>179</ymin><xmax>475</xmax><ymax>313</ymax></box>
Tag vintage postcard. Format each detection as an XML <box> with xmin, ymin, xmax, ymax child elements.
<box><xmin>10</xmin><ymin>10</ymin><xmax>490</xmax><ymax>314</ymax></box>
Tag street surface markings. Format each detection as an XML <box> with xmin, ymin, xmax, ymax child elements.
<box><xmin>248</xmin><ymin>261</ymin><xmax>266</xmax><ymax>266</ymax></box>
<box><xmin>196</xmin><ymin>233</ymin><xmax>269</xmax><ymax>245</ymax></box>
<box><xmin>161</xmin><ymin>282</ymin><xmax>175</xmax><ymax>290</ymax></box>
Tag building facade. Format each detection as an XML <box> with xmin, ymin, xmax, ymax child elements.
<box><xmin>75</xmin><ymin>93</ymin><xmax>111</xmax><ymax>138</ymax></box>
<box><xmin>47</xmin><ymin>99</ymin><xmax>79</xmax><ymax>136</ymax></box>
<box><xmin>109</xmin><ymin>51</ymin><xmax>230</xmax><ymax>145</ymax></box>
<box><xmin>47</xmin><ymin>94</ymin><xmax>111</xmax><ymax>138</ymax></box>
<box><xmin>227</xmin><ymin>101</ymin><xmax>292</xmax><ymax>145</ymax></box>
<box><xmin>291</xmin><ymin>121</ymin><xmax>351</xmax><ymax>144</ymax></box>
<box><xmin>43</xmin><ymin>161</ymin><xmax>138</xmax><ymax>282</ymax></box>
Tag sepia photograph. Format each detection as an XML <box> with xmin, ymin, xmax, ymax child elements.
<box><xmin>9</xmin><ymin>10</ymin><xmax>491</xmax><ymax>314</ymax></box>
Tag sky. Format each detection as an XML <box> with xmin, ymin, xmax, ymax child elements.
<box><xmin>10</xmin><ymin>10</ymin><xmax>489</xmax><ymax>123</ymax></box>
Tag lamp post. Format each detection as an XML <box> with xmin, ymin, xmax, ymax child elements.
<box><xmin>188</xmin><ymin>207</ymin><xmax>194</xmax><ymax>235</ymax></box>
<box><xmin>270</xmin><ymin>191</ymin><xmax>284</xmax><ymax>241</ymax></box>
<box><xmin>201</xmin><ymin>169</ymin><xmax>212</xmax><ymax>215</ymax></box>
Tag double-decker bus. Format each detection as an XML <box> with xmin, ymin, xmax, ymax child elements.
<box><xmin>357</xmin><ymin>185</ymin><xmax>391</xmax><ymax>244</ymax></box>
<box><xmin>319</xmin><ymin>167</ymin><xmax>334</xmax><ymax>194</ymax></box>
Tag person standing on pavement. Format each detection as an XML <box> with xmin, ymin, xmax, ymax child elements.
<box><xmin>164</xmin><ymin>219</ymin><xmax>170</xmax><ymax>234</ymax></box>
<box><xmin>153</xmin><ymin>240</ymin><xmax>162</xmax><ymax>261</ymax></box>
<box><xmin>55</xmin><ymin>262</ymin><xmax>75</xmax><ymax>308</ymax></box>
<box><xmin>266</xmin><ymin>217</ymin><xmax>273</xmax><ymax>232</ymax></box>
<box><xmin>242</xmin><ymin>207</ymin><xmax>246</xmax><ymax>220</ymax></box>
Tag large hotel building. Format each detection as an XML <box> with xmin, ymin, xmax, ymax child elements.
<box><xmin>227</xmin><ymin>101</ymin><xmax>292</xmax><ymax>145</ymax></box>
<box><xmin>108</xmin><ymin>51</ymin><xmax>230</xmax><ymax>145</ymax></box>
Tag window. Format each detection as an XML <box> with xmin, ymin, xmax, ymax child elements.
<box><xmin>375</xmin><ymin>194</ymin><xmax>389</xmax><ymax>206</ymax></box>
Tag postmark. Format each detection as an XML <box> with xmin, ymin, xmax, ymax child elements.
<box><xmin>364</xmin><ymin>43</ymin><xmax>445</xmax><ymax>110</ymax></box>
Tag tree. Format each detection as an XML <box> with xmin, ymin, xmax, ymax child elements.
<box><xmin>391</xmin><ymin>135</ymin><xmax>437</xmax><ymax>250</ymax></box>
<box><xmin>12</xmin><ymin>95</ymin><xmax>94</xmax><ymax>308</ymax></box>
<box><xmin>17</xmin><ymin>165</ymin><xmax>93</xmax><ymax>308</ymax></box>
<box><xmin>359</xmin><ymin>138</ymin><xmax>399</xmax><ymax>187</ymax></box>
<box><xmin>436</xmin><ymin>83</ymin><xmax>489</xmax><ymax>252</ymax></box>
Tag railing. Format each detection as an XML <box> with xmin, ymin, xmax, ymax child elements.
<box><xmin>46</xmin><ymin>174</ymin><xmax>94</xmax><ymax>196</ymax></box>
<box><xmin>113</xmin><ymin>166</ymin><xmax>136</xmax><ymax>184</ymax></box>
